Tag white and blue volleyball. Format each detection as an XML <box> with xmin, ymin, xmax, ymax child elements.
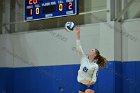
<box><xmin>65</xmin><ymin>21</ymin><xmax>75</xmax><ymax>32</ymax></box>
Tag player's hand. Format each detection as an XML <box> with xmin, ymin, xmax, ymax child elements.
<box><xmin>76</xmin><ymin>26</ymin><xmax>80</xmax><ymax>40</ymax></box>
<box><xmin>89</xmin><ymin>80</ymin><xmax>95</xmax><ymax>85</ymax></box>
<box><xmin>86</xmin><ymin>81</ymin><xmax>91</xmax><ymax>87</ymax></box>
<box><xmin>76</xmin><ymin>26</ymin><xmax>80</xmax><ymax>33</ymax></box>
<box><xmin>86</xmin><ymin>84</ymin><xmax>91</xmax><ymax>87</ymax></box>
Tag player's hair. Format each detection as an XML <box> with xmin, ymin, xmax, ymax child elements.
<box><xmin>94</xmin><ymin>49</ymin><xmax>107</xmax><ymax>68</ymax></box>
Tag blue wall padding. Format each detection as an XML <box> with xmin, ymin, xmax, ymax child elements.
<box><xmin>0</xmin><ymin>62</ymin><xmax>121</xmax><ymax>93</ymax></box>
<box><xmin>13</xmin><ymin>65</ymin><xmax>80</xmax><ymax>93</ymax></box>
<box><xmin>95</xmin><ymin>61</ymin><xmax>115</xmax><ymax>93</ymax></box>
<box><xmin>0</xmin><ymin>68</ymin><xmax>14</xmax><ymax>93</ymax></box>
<box><xmin>123</xmin><ymin>62</ymin><xmax>140</xmax><ymax>93</ymax></box>
<box><xmin>0</xmin><ymin>61</ymin><xmax>140</xmax><ymax>93</ymax></box>
<box><xmin>135</xmin><ymin>62</ymin><xmax>140</xmax><ymax>93</ymax></box>
<box><xmin>114</xmin><ymin>62</ymin><xmax>123</xmax><ymax>93</ymax></box>
<box><xmin>12</xmin><ymin>62</ymin><xmax>116</xmax><ymax>93</ymax></box>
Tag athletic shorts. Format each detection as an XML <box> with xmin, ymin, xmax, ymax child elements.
<box><xmin>78</xmin><ymin>82</ymin><xmax>94</xmax><ymax>92</ymax></box>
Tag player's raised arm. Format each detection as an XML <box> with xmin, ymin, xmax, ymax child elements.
<box><xmin>76</xmin><ymin>26</ymin><xmax>86</xmax><ymax>59</ymax></box>
<box><xmin>76</xmin><ymin>26</ymin><xmax>80</xmax><ymax>40</ymax></box>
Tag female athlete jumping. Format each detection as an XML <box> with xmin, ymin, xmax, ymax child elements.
<box><xmin>76</xmin><ymin>26</ymin><xmax>107</xmax><ymax>93</ymax></box>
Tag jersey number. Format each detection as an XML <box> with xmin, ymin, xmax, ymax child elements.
<box><xmin>83</xmin><ymin>67</ymin><xmax>88</xmax><ymax>72</ymax></box>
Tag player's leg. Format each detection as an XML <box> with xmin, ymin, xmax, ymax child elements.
<box><xmin>79</xmin><ymin>90</ymin><xmax>85</xmax><ymax>93</ymax></box>
<box><xmin>85</xmin><ymin>89</ymin><xmax>94</xmax><ymax>93</ymax></box>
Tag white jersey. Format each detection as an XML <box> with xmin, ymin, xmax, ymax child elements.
<box><xmin>76</xmin><ymin>40</ymin><xmax>99</xmax><ymax>84</ymax></box>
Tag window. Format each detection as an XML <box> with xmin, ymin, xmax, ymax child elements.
<box><xmin>127</xmin><ymin>0</ymin><xmax>140</xmax><ymax>19</ymax></box>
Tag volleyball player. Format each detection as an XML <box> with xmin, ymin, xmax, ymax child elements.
<box><xmin>76</xmin><ymin>26</ymin><xmax>107</xmax><ymax>93</ymax></box>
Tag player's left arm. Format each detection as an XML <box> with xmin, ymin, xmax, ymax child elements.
<box><xmin>90</xmin><ymin>65</ymin><xmax>99</xmax><ymax>85</ymax></box>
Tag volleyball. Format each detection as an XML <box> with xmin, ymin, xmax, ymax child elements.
<box><xmin>65</xmin><ymin>21</ymin><xmax>75</xmax><ymax>32</ymax></box>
